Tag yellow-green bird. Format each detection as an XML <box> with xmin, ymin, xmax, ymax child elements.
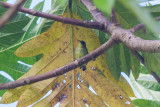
<box><xmin>75</xmin><ymin>41</ymin><xmax>88</xmax><ymax>71</ymax></box>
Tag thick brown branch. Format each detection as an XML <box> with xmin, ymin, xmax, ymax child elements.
<box><xmin>81</xmin><ymin>0</ymin><xmax>160</xmax><ymax>53</ymax></box>
<box><xmin>81</xmin><ymin>0</ymin><xmax>160</xmax><ymax>83</ymax></box>
<box><xmin>0</xmin><ymin>0</ymin><xmax>26</xmax><ymax>30</ymax></box>
<box><xmin>131</xmin><ymin>51</ymin><xmax>160</xmax><ymax>84</ymax></box>
<box><xmin>112</xmin><ymin>28</ymin><xmax>160</xmax><ymax>52</ymax></box>
<box><xmin>0</xmin><ymin>39</ymin><xmax>116</xmax><ymax>90</ymax></box>
<box><xmin>0</xmin><ymin>0</ymin><xmax>160</xmax><ymax>89</ymax></box>
<box><xmin>80</xmin><ymin>0</ymin><xmax>112</xmax><ymax>33</ymax></box>
<box><xmin>0</xmin><ymin>1</ymin><xmax>104</xmax><ymax>30</ymax></box>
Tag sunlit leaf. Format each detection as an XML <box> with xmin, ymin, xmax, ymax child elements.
<box><xmin>133</xmin><ymin>99</ymin><xmax>160</xmax><ymax>107</ymax></box>
<box><xmin>130</xmin><ymin>73</ymin><xmax>160</xmax><ymax>101</ymax></box>
<box><xmin>1</xmin><ymin>13</ymin><xmax>134</xmax><ymax>107</ymax></box>
<box><xmin>0</xmin><ymin>46</ymin><xmax>35</xmax><ymax>80</ymax></box>
<box><xmin>0</xmin><ymin>1</ymin><xmax>45</xmax><ymax>52</ymax></box>
<box><xmin>137</xmin><ymin>73</ymin><xmax>160</xmax><ymax>91</ymax></box>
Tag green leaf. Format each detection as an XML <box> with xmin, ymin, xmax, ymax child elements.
<box><xmin>72</xmin><ymin>0</ymin><xmax>92</xmax><ymax>20</ymax></box>
<box><xmin>119</xmin><ymin>0</ymin><xmax>160</xmax><ymax>36</ymax></box>
<box><xmin>41</xmin><ymin>0</ymin><xmax>68</xmax><ymax>32</ymax></box>
<box><xmin>146</xmin><ymin>5</ymin><xmax>160</xmax><ymax>12</ymax></box>
<box><xmin>106</xmin><ymin>45</ymin><xmax>121</xmax><ymax>80</ymax></box>
<box><xmin>98</xmin><ymin>31</ymin><xmax>108</xmax><ymax>44</ymax></box>
<box><xmin>93</xmin><ymin>0</ymin><xmax>115</xmax><ymax>14</ymax></box>
<box><xmin>23</xmin><ymin>0</ymin><xmax>32</xmax><ymax>8</ymax></box>
<box><xmin>0</xmin><ymin>74</ymin><xmax>12</xmax><ymax>84</ymax></box>
<box><xmin>140</xmin><ymin>65</ymin><xmax>149</xmax><ymax>74</ymax></box>
<box><xmin>137</xmin><ymin>74</ymin><xmax>160</xmax><ymax>91</ymax></box>
<box><xmin>0</xmin><ymin>46</ymin><xmax>36</xmax><ymax>80</ymax></box>
<box><xmin>143</xmin><ymin>53</ymin><xmax>160</xmax><ymax>73</ymax></box>
<box><xmin>120</xmin><ymin>44</ymin><xmax>131</xmax><ymax>76</ymax></box>
<box><xmin>0</xmin><ymin>1</ymin><xmax>45</xmax><ymax>52</ymax></box>
<box><xmin>0</xmin><ymin>15</ymin><xmax>30</xmax><ymax>51</ymax></box>
<box><xmin>130</xmin><ymin>52</ymin><xmax>140</xmax><ymax>79</ymax></box>
<box><xmin>130</xmin><ymin>73</ymin><xmax>160</xmax><ymax>101</ymax></box>
<box><xmin>115</xmin><ymin>1</ymin><xmax>159</xmax><ymax>40</ymax></box>
<box><xmin>132</xmin><ymin>99</ymin><xmax>160</xmax><ymax>107</ymax></box>
<box><xmin>22</xmin><ymin>1</ymin><xmax>45</xmax><ymax>40</ymax></box>
<box><xmin>148</xmin><ymin>2</ymin><xmax>152</xmax><ymax>6</ymax></box>
<box><xmin>1</xmin><ymin>0</ymin><xmax>7</xmax><ymax>2</ymax></box>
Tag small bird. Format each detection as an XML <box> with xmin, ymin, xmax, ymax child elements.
<box><xmin>75</xmin><ymin>40</ymin><xmax>88</xmax><ymax>71</ymax></box>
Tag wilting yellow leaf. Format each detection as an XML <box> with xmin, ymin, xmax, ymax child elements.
<box><xmin>2</xmin><ymin>13</ymin><xmax>134</xmax><ymax>107</ymax></box>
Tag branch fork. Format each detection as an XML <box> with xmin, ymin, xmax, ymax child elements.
<box><xmin>0</xmin><ymin>0</ymin><xmax>160</xmax><ymax>89</ymax></box>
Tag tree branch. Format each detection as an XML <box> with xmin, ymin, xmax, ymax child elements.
<box><xmin>81</xmin><ymin>0</ymin><xmax>160</xmax><ymax>83</ymax></box>
<box><xmin>111</xmin><ymin>8</ymin><xmax>120</xmax><ymax>26</ymax></box>
<box><xmin>0</xmin><ymin>39</ymin><xmax>116</xmax><ymax>90</ymax></box>
<box><xmin>151</xmin><ymin>71</ymin><xmax>160</xmax><ymax>83</ymax></box>
<box><xmin>80</xmin><ymin>0</ymin><xmax>160</xmax><ymax>53</ymax></box>
<box><xmin>80</xmin><ymin>0</ymin><xmax>112</xmax><ymax>33</ymax></box>
<box><xmin>0</xmin><ymin>0</ymin><xmax>160</xmax><ymax>89</ymax></box>
<box><xmin>0</xmin><ymin>0</ymin><xmax>26</xmax><ymax>30</ymax></box>
<box><xmin>130</xmin><ymin>16</ymin><xmax>160</xmax><ymax>33</ymax></box>
<box><xmin>2</xmin><ymin>1</ymin><xmax>160</xmax><ymax>52</ymax></box>
<box><xmin>131</xmin><ymin>51</ymin><xmax>144</xmax><ymax>65</ymax></box>
<box><xmin>131</xmin><ymin>50</ymin><xmax>160</xmax><ymax>83</ymax></box>
<box><xmin>0</xmin><ymin>1</ymin><xmax>104</xmax><ymax>30</ymax></box>
<box><xmin>130</xmin><ymin>24</ymin><xmax>145</xmax><ymax>33</ymax></box>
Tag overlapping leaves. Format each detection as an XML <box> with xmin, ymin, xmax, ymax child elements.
<box><xmin>105</xmin><ymin>1</ymin><xmax>160</xmax><ymax>80</ymax></box>
<box><xmin>1</xmin><ymin>13</ymin><xmax>134</xmax><ymax>107</ymax></box>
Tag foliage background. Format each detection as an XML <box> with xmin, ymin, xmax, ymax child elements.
<box><xmin>0</xmin><ymin>0</ymin><xmax>160</xmax><ymax>107</ymax></box>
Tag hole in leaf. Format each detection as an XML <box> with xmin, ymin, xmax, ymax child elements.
<box><xmin>89</xmin><ymin>86</ymin><xmax>97</xmax><ymax>95</ymax></box>
<box><xmin>120</xmin><ymin>95</ymin><xmax>123</xmax><ymax>99</ymax></box>
<box><xmin>62</xmin><ymin>80</ymin><xmax>66</xmax><ymax>84</ymax></box>
<box><xmin>76</xmin><ymin>73</ymin><xmax>81</xmax><ymax>80</ymax></box>
<box><xmin>77</xmin><ymin>84</ymin><xmax>81</xmax><ymax>89</ymax></box>
<box><xmin>125</xmin><ymin>100</ymin><xmax>131</xmax><ymax>105</ymax></box>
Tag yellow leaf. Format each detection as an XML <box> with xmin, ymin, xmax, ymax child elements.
<box><xmin>2</xmin><ymin>13</ymin><xmax>134</xmax><ymax>107</ymax></box>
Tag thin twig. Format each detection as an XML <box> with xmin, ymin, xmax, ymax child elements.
<box><xmin>2</xmin><ymin>1</ymin><xmax>160</xmax><ymax>52</ymax></box>
<box><xmin>130</xmin><ymin>16</ymin><xmax>160</xmax><ymax>33</ymax></box>
<box><xmin>131</xmin><ymin>50</ymin><xmax>160</xmax><ymax>84</ymax></box>
<box><xmin>0</xmin><ymin>39</ymin><xmax>116</xmax><ymax>90</ymax></box>
<box><xmin>0</xmin><ymin>0</ymin><xmax>160</xmax><ymax>89</ymax></box>
<box><xmin>0</xmin><ymin>1</ymin><xmax>104</xmax><ymax>30</ymax></box>
<box><xmin>151</xmin><ymin>71</ymin><xmax>160</xmax><ymax>83</ymax></box>
<box><xmin>81</xmin><ymin>0</ymin><xmax>160</xmax><ymax>83</ymax></box>
<box><xmin>111</xmin><ymin>8</ymin><xmax>120</xmax><ymax>26</ymax></box>
<box><xmin>80</xmin><ymin>0</ymin><xmax>160</xmax><ymax>53</ymax></box>
<box><xmin>131</xmin><ymin>50</ymin><xmax>145</xmax><ymax>65</ymax></box>
<box><xmin>0</xmin><ymin>0</ymin><xmax>26</xmax><ymax>30</ymax></box>
<box><xmin>130</xmin><ymin>24</ymin><xmax>145</xmax><ymax>33</ymax></box>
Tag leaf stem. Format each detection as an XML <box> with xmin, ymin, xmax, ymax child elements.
<box><xmin>68</xmin><ymin>1</ymin><xmax>75</xmax><ymax>106</ymax></box>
